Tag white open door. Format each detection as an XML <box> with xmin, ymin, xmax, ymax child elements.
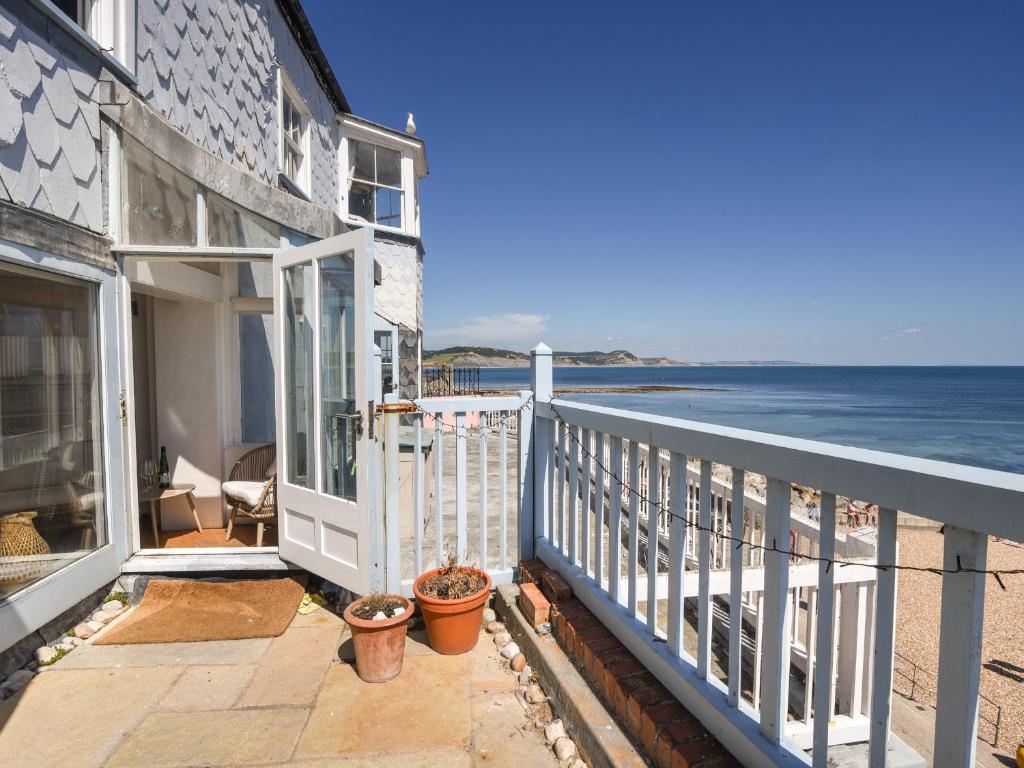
<box><xmin>273</xmin><ymin>229</ymin><xmax>378</xmax><ymax>595</ymax></box>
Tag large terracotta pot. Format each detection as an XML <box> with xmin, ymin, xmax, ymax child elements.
<box><xmin>343</xmin><ymin>595</ymin><xmax>413</xmax><ymax>683</ymax></box>
<box><xmin>413</xmin><ymin>567</ymin><xmax>491</xmax><ymax>655</ymax></box>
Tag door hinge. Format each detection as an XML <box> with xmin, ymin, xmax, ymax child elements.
<box><xmin>118</xmin><ymin>391</ymin><xmax>128</xmax><ymax>427</ymax></box>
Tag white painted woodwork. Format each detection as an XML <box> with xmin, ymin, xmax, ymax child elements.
<box><xmin>413</xmin><ymin>413</ymin><xmax>423</xmax><ymax>576</ymax></box>
<box><xmin>728</xmin><ymin>468</ymin><xmax>746</xmax><ymax>706</ymax></box>
<box><xmin>933</xmin><ymin>526</ymin><xmax>988</xmax><ymax>768</ymax></box>
<box><xmin>812</xmin><ymin>493</ymin><xmax>837</xmax><ymax>768</ymax></box>
<box><xmin>697</xmin><ymin>459</ymin><xmax>713</xmax><ymax>679</ymax></box>
<box><xmin>500</xmin><ymin>413</ymin><xmax>509</xmax><ymax>569</ymax></box>
<box><xmin>581</xmin><ymin>428</ymin><xmax>592</xmax><ymax>576</ymax></box>
<box><xmin>628</xmin><ymin>440</ymin><xmax>641</xmax><ymax>617</ymax></box>
<box><xmin>569</xmin><ymin>425</ymin><xmax>580</xmax><ymax>566</ymax></box>
<box><xmin>536</xmin><ymin>400</ymin><xmax>1024</xmax><ymax>542</ymax></box>
<box><xmin>759</xmin><ymin>478</ymin><xmax>791</xmax><ymax>743</ymax></box>
<box><xmin>518</xmin><ymin>388</ymin><xmax>535</xmax><ymax>560</ymax></box>
<box><xmin>667</xmin><ymin>452</ymin><xmax>686</xmax><ymax>656</ymax></box>
<box><xmin>384</xmin><ymin>394</ymin><xmax>401</xmax><ymax>594</ymax></box>
<box><xmin>646</xmin><ymin>444</ymin><xmax>661</xmax><ymax>635</ymax></box>
<box><xmin>434</xmin><ymin>419</ymin><xmax>443</xmax><ymax>567</ymax></box>
<box><xmin>557</xmin><ymin>421</ymin><xmax>567</xmax><ymax>553</ymax></box>
<box><xmin>609</xmin><ymin>435</ymin><xmax>624</xmax><ymax>605</ymax></box>
<box><xmin>273</xmin><ymin>230</ymin><xmax>375</xmax><ymax>594</ymax></box>
<box><xmin>455</xmin><ymin>411</ymin><xmax>468</xmax><ymax>561</ymax></box>
<box><xmin>531</xmin><ymin>344</ymin><xmax>553</xmax><ymax>557</ymax></box>
<box><xmin>479</xmin><ymin>419</ymin><xmax>489</xmax><ymax>569</ymax></box>
<box><xmin>594</xmin><ymin>432</ymin><xmax>605</xmax><ymax>589</ymax></box>
<box><xmin>868</xmin><ymin>507</ymin><xmax>898</xmax><ymax>766</ymax></box>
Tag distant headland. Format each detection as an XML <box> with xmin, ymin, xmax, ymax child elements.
<box><xmin>423</xmin><ymin>346</ymin><xmax>812</xmax><ymax>368</ymax></box>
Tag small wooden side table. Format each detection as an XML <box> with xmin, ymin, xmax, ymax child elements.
<box><xmin>139</xmin><ymin>483</ymin><xmax>202</xmax><ymax>548</ymax></box>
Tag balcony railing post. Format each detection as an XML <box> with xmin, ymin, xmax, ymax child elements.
<box><xmin>934</xmin><ymin>525</ymin><xmax>988</xmax><ymax>768</ymax></box>
<box><xmin>383</xmin><ymin>393</ymin><xmax>401</xmax><ymax>594</ymax></box>
<box><xmin>522</xmin><ymin>342</ymin><xmax>552</xmax><ymax>561</ymax></box>
<box><xmin>759</xmin><ymin>477</ymin><xmax>792</xmax><ymax>743</ymax></box>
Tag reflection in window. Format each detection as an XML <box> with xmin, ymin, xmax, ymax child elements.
<box><xmin>282</xmin><ymin>264</ymin><xmax>314</xmax><ymax>489</ymax></box>
<box><xmin>0</xmin><ymin>264</ymin><xmax>105</xmax><ymax>599</ymax></box>
<box><xmin>320</xmin><ymin>255</ymin><xmax>357</xmax><ymax>501</ymax></box>
<box><xmin>207</xmin><ymin>193</ymin><xmax>280</xmax><ymax>248</ymax></box>
<box><xmin>348</xmin><ymin>140</ymin><xmax>403</xmax><ymax>229</ymax></box>
<box><xmin>121</xmin><ymin>133</ymin><xmax>197</xmax><ymax>246</ymax></box>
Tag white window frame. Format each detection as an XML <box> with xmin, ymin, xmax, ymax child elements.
<box><xmin>80</xmin><ymin>0</ymin><xmax>135</xmax><ymax>71</ymax></box>
<box><xmin>278</xmin><ymin>69</ymin><xmax>311</xmax><ymax>195</ymax></box>
<box><xmin>374</xmin><ymin>322</ymin><xmax>399</xmax><ymax>397</ymax></box>
<box><xmin>339</xmin><ymin>118</ymin><xmax>421</xmax><ymax>238</ymax></box>
<box><xmin>0</xmin><ymin>237</ymin><xmax>129</xmax><ymax>652</ymax></box>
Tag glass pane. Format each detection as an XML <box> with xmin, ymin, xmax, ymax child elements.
<box><xmin>121</xmin><ymin>133</ymin><xmax>197</xmax><ymax>246</ymax></box>
<box><xmin>320</xmin><ymin>254</ymin><xmax>357</xmax><ymax>501</ymax></box>
<box><xmin>282</xmin><ymin>264</ymin><xmax>315</xmax><ymax>489</ymax></box>
<box><xmin>239</xmin><ymin>314</ymin><xmax>275</xmax><ymax>444</ymax></box>
<box><xmin>0</xmin><ymin>263</ymin><xmax>105</xmax><ymax>600</ymax></box>
<box><xmin>348</xmin><ymin>181</ymin><xmax>374</xmax><ymax>223</ymax></box>
<box><xmin>374</xmin><ymin>330</ymin><xmax>395</xmax><ymax>395</ymax></box>
<box><xmin>350</xmin><ymin>140</ymin><xmax>375</xmax><ymax>182</ymax></box>
<box><xmin>376</xmin><ymin>146</ymin><xmax>402</xmax><ymax>187</ymax></box>
<box><xmin>207</xmin><ymin>192</ymin><xmax>280</xmax><ymax>248</ymax></box>
<box><xmin>375</xmin><ymin>187</ymin><xmax>402</xmax><ymax>228</ymax></box>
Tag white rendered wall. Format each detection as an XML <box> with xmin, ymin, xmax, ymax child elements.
<box><xmin>135</xmin><ymin>0</ymin><xmax>340</xmax><ymax>211</ymax></box>
<box><xmin>0</xmin><ymin>1</ymin><xmax>104</xmax><ymax>232</ymax></box>
<box><xmin>153</xmin><ymin>296</ymin><xmax>225</xmax><ymax>530</ymax></box>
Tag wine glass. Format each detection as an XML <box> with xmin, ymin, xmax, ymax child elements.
<box><xmin>141</xmin><ymin>459</ymin><xmax>157</xmax><ymax>489</ymax></box>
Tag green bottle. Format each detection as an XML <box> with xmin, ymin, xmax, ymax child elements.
<box><xmin>158</xmin><ymin>446</ymin><xmax>171</xmax><ymax>488</ymax></box>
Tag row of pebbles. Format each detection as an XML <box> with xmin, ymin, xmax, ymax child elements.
<box><xmin>0</xmin><ymin>597</ymin><xmax>127</xmax><ymax>701</ymax></box>
<box><xmin>482</xmin><ymin>607</ymin><xmax>587</xmax><ymax>767</ymax></box>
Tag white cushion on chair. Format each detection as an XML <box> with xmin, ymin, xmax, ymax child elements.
<box><xmin>222</xmin><ymin>480</ymin><xmax>267</xmax><ymax>507</ymax></box>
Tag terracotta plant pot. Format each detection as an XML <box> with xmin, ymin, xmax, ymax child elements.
<box><xmin>343</xmin><ymin>594</ymin><xmax>413</xmax><ymax>683</ymax></box>
<box><xmin>413</xmin><ymin>566</ymin><xmax>491</xmax><ymax>655</ymax></box>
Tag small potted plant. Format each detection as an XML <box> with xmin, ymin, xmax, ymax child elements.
<box><xmin>343</xmin><ymin>593</ymin><xmax>413</xmax><ymax>683</ymax></box>
<box><xmin>413</xmin><ymin>554</ymin><xmax>491</xmax><ymax>655</ymax></box>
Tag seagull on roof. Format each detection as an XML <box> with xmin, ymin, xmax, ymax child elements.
<box><xmin>406</xmin><ymin>112</ymin><xmax>416</xmax><ymax>136</ymax></box>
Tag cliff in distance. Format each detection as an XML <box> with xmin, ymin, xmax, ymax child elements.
<box><xmin>423</xmin><ymin>346</ymin><xmax>806</xmax><ymax>368</ymax></box>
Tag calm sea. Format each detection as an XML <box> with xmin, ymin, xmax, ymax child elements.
<box><xmin>479</xmin><ymin>366</ymin><xmax>1024</xmax><ymax>474</ymax></box>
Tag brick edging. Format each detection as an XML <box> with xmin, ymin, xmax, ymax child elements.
<box><xmin>520</xmin><ymin>559</ymin><xmax>740</xmax><ymax>768</ymax></box>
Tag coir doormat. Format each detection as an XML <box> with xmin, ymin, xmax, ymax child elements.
<box><xmin>96</xmin><ymin>576</ymin><xmax>305</xmax><ymax>644</ymax></box>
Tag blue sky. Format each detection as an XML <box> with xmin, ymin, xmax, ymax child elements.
<box><xmin>304</xmin><ymin>2</ymin><xmax>1024</xmax><ymax>364</ymax></box>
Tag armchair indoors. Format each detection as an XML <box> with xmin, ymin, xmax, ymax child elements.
<box><xmin>222</xmin><ymin>443</ymin><xmax>276</xmax><ymax>547</ymax></box>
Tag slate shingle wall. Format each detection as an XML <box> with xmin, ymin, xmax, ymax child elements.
<box><xmin>0</xmin><ymin>0</ymin><xmax>104</xmax><ymax>233</ymax></box>
<box><xmin>136</xmin><ymin>0</ymin><xmax>339</xmax><ymax>211</ymax></box>
<box><xmin>373</xmin><ymin>236</ymin><xmax>422</xmax><ymax>332</ymax></box>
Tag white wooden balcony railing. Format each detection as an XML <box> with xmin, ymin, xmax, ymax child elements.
<box><xmin>380</xmin><ymin>345</ymin><xmax>1024</xmax><ymax>768</ymax></box>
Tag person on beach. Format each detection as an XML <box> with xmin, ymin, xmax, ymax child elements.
<box><xmin>845</xmin><ymin>499</ymin><xmax>860</xmax><ymax>527</ymax></box>
<box><xmin>808</xmin><ymin>504</ymin><xmax>821</xmax><ymax>523</ymax></box>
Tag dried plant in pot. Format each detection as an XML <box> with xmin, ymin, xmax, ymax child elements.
<box><xmin>343</xmin><ymin>593</ymin><xmax>413</xmax><ymax>683</ymax></box>
<box><xmin>413</xmin><ymin>554</ymin><xmax>492</xmax><ymax>655</ymax></box>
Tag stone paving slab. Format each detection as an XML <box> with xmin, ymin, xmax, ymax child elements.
<box><xmin>0</xmin><ymin>666</ymin><xmax>183</xmax><ymax>768</ymax></box>
<box><xmin>236</xmin><ymin>625</ymin><xmax>342</xmax><ymax>708</ymax></box>
<box><xmin>0</xmin><ymin>608</ymin><xmax>562</xmax><ymax>768</ymax></box>
<box><xmin>107</xmin><ymin>709</ymin><xmax>308</xmax><ymax>767</ymax></box>
<box><xmin>470</xmin><ymin>692</ymin><xmax>557</xmax><ymax>767</ymax></box>
<box><xmin>295</xmin><ymin>655</ymin><xmax>473</xmax><ymax>759</ymax></box>
<box><xmin>161</xmin><ymin>664</ymin><xmax>257</xmax><ymax>711</ymax></box>
<box><xmin>56</xmin><ymin>637</ymin><xmax>271</xmax><ymax>669</ymax></box>
<box><xmin>255</xmin><ymin>751</ymin><xmax>473</xmax><ymax>767</ymax></box>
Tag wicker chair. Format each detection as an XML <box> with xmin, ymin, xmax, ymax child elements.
<box><xmin>222</xmin><ymin>443</ymin><xmax>276</xmax><ymax>546</ymax></box>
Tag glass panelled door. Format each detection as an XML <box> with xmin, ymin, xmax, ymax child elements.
<box><xmin>273</xmin><ymin>230</ymin><xmax>377</xmax><ymax>594</ymax></box>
